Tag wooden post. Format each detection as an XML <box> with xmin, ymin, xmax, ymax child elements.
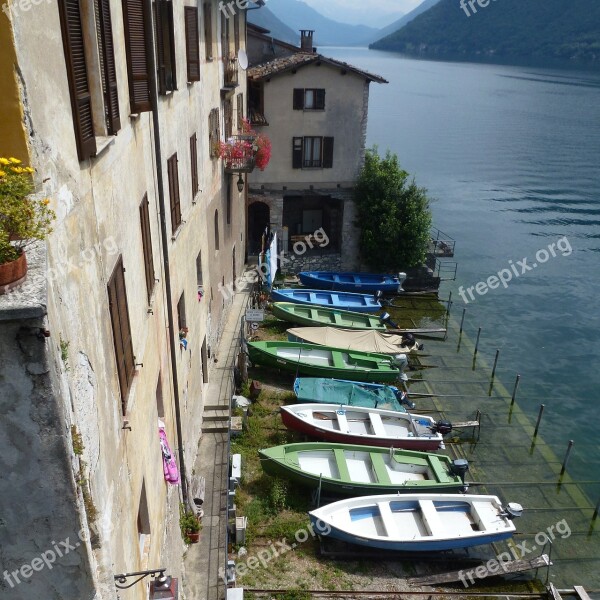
<box><xmin>459</xmin><ymin>308</ymin><xmax>466</xmax><ymax>334</ymax></box>
<box><xmin>533</xmin><ymin>404</ymin><xmax>545</xmax><ymax>438</ymax></box>
<box><xmin>491</xmin><ymin>349</ymin><xmax>500</xmax><ymax>379</ymax></box>
<box><xmin>593</xmin><ymin>497</ymin><xmax>600</xmax><ymax>521</ymax></box>
<box><xmin>511</xmin><ymin>374</ymin><xmax>521</xmax><ymax>406</ymax></box>
<box><xmin>560</xmin><ymin>440</ymin><xmax>574</xmax><ymax>476</ymax></box>
<box><xmin>474</xmin><ymin>327</ymin><xmax>482</xmax><ymax>357</ymax></box>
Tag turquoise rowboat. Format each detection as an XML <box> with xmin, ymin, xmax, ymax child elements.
<box><xmin>259</xmin><ymin>442</ymin><xmax>468</xmax><ymax>495</ymax></box>
<box><xmin>247</xmin><ymin>341</ymin><xmax>402</xmax><ymax>382</ymax></box>
<box><xmin>270</xmin><ymin>288</ymin><xmax>381</xmax><ymax>313</ymax></box>
<box><xmin>298</xmin><ymin>271</ymin><xmax>405</xmax><ymax>294</ymax></box>
<box><xmin>271</xmin><ymin>302</ymin><xmax>386</xmax><ymax>330</ymax></box>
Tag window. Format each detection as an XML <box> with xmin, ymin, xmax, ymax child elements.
<box><xmin>201</xmin><ymin>337</ymin><xmax>209</xmax><ymax>383</ymax></box>
<box><xmin>154</xmin><ymin>0</ymin><xmax>177</xmax><ymax>94</ymax></box>
<box><xmin>221</xmin><ymin>10</ymin><xmax>230</xmax><ymax>58</ymax></box>
<box><xmin>156</xmin><ymin>374</ymin><xmax>164</xmax><ymax>418</ymax></box>
<box><xmin>190</xmin><ymin>133</ymin><xmax>198</xmax><ymax>199</ymax></box>
<box><xmin>292</xmin><ymin>136</ymin><xmax>334</xmax><ymax>169</ymax></box>
<box><xmin>293</xmin><ymin>88</ymin><xmax>325</xmax><ymax>111</ymax></box>
<box><xmin>196</xmin><ymin>251</ymin><xmax>203</xmax><ymax>300</ymax></box>
<box><xmin>167</xmin><ymin>153</ymin><xmax>181</xmax><ymax>234</ymax></box>
<box><xmin>107</xmin><ymin>256</ymin><xmax>135</xmax><ymax>413</ymax></box>
<box><xmin>184</xmin><ymin>6</ymin><xmax>200</xmax><ymax>83</ymax></box>
<box><xmin>236</xmin><ymin>93</ymin><xmax>244</xmax><ymax>130</ymax></box>
<box><xmin>122</xmin><ymin>0</ymin><xmax>152</xmax><ymax>113</ymax></box>
<box><xmin>139</xmin><ymin>194</ymin><xmax>156</xmax><ymax>303</ymax></box>
<box><xmin>203</xmin><ymin>2</ymin><xmax>213</xmax><ymax>60</ymax></box>
<box><xmin>59</xmin><ymin>0</ymin><xmax>121</xmax><ymax>161</ymax></box>
<box><xmin>208</xmin><ymin>108</ymin><xmax>220</xmax><ymax>158</ymax></box>
<box><xmin>214</xmin><ymin>209</ymin><xmax>220</xmax><ymax>250</ymax></box>
<box><xmin>233</xmin><ymin>11</ymin><xmax>240</xmax><ymax>53</ymax></box>
<box><xmin>224</xmin><ymin>97</ymin><xmax>233</xmax><ymax>139</ymax></box>
<box><xmin>177</xmin><ymin>292</ymin><xmax>186</xmax><ymax>331</ymax></box>
<box><xmin>137</xmin><ymin>481</ymin><xmax>151</xmax><ymax>558</ymax></box>
<box><xmin>226</xmin><ymin>176</ymin><xmax>232</xmax><ymax>225</ymax></box>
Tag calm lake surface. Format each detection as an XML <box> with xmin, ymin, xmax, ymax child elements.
<box><xmin>325</xmin><ymin>48</ymin><xmax>600</xmax><ymax>488</ymax></box>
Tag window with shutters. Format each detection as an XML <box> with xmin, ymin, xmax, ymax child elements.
<box><xmin>122</xmin><ymin>0</ymin><xmax>152</xmax><ymax>113</ymax></box>
<box><xmin>214</xmin><ymin>209</ymin><xmax>220</xmax><ymax>250</ymax></box>
<box><xmin>221</xmin><ymin>10</ymin><xmax>230</xmax><ymax>59</ymax></box>
<box><xmin>177</xmin><ymin>292</ymin><xmax>186</xmax><ymax>331</ymax></box>
<box><xmin>154</xmin><ymin>0</ymin><xmax>177</xmax><ymax>94</ymax></box>
<box><xmin>184</xmin><ymin>6</ymin><xmax>200</xmax><ymax>83</ymax></box>
<box><xmin>224</xmin><ymin>97</ymin><xmax>233</xmax><ymax>139</ymax></box>
<box><xmin>59</xmin><ymin>0</ymin><xmax>122</xmax><ymax>161</ymax></box>
<box><xmin>208</xmin><ymin>108</ymin><xmax>220</xmax><ymax>158</ymax></box>
<box><xmin>203</xmin><ymin>2</ymin><xmax>213</xmax><ymax>60</ymax></box>
<box><xmin>190</xmin><ymin>133</ymin><xmax>198</xmax><ymax>199</ymax></box>
<box><xmin>233</xmin><ymin>12</ymin><xmax>240</xmax><ymax>53</ymax></box>
<box><xmin>292</xmin><ymin>136</ymin><xmax>334</xmax><ymax>169</ymax></box>
<box><xmin>236</xmin><ymin>93</ymin><xmax>244</xmax><ymax>130</ymax></box>
<box><xmin>167</xmin><ymin>153</ymin><xmax>182</xmax><ymax>234</ymax></box>
<box><xmin>293</xmin><ymin>88</ymin><xmax>325</xmax><ymax>111</ymax></box>
<box><xmin>226</xmin><ymin>176</ymin><xmax>232</xmax><ymax>226</ymax></box>
<box><xmin>139</xmin><ymin>194</ymin><xmax>156</xmax><ymax>303</ymax></box>
<box><xmin>107</xmin><ymin>256</ymin><xmax>135</xmax><ymax>413</ymax></box>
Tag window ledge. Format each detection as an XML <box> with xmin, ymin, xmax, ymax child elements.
<box><xmin>129</xmin><ymin>113</ymin><xmax>140</xmax><ymax>120</ymax></box>
<box><xmin>304</xmin><ymin>109</ymin><xmax>325</xmax><ymax>112</ymax></box>
<box><xmin>171</xmin><ymin>221</ymin><xmax>186</xmax><ymax>242</ymax></box>
<box><xmin>93</xmin><ymin>136</ymin><xmax>115</xmax><ymax>158</ymax></box>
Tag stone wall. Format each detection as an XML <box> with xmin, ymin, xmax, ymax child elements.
<box><xmin>280</xmin><ymin>252</ymin><xmax>342</xmax><ymax>274</ymax></box>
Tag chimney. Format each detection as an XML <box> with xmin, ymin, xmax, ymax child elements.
<box><xmin>300</xmin><ymin>30</ymin><xmax>315</xmax><ymax>53</ymax></box>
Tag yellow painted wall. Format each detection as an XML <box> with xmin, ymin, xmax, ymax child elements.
<box><xmin>0</xmin><ymin>8</ymin><xmax>29</xmax><ymax>162</ymax></box>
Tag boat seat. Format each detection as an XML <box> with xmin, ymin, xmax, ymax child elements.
<box><xmin>331</xmin><ymin>353</ymin><xmax>347</xmax><ymax>370</ymax></box>
<box><xmin>427</xmin><ymin>456</ymin><xmax>448</xmax><ymax>482</ymax></box>
<box><xmin>332</xmin><ymin>449</ymin><xmax>351</xmax><ymax>482</ymax></box>
<box><xmin>377</xmin><ymin>501</ymin><xmax>401</xmax><ymax>538</ymax></box>
<box><xmin>369</xmin><ymin>413</ymin><xmax>387</xmax><ymax>438</ymax></box>
<box><xmin>470</xmin><ymin>500</ymin><xmax>501</xmax><ymax>532</ymax></box>
<box><xmin>369</xmin><ymin>452</ymin><xmax>390</xmax><ymax>484</ymax></box>
<box><xmin>335</xmin><ymin>411</ymin><xmax>349</xmax><ymax>433</ymax></box>
<box><xmin>418</xmin><ymin>499</ymin><xmax>443</xmax><ymax>537</ymax></box>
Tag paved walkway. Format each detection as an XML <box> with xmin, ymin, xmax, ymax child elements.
<box><xmin>183</xmin><ymin>281</ymin><xmax>250</xmax><ymax>600</ymax></box>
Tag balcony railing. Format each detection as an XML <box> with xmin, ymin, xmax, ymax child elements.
<box><xmin>224</xmin><ymin>57</ymin><xmax>239</xmax><ymax>88</ymax></box>
<box><xmin>222</xmin><ymin>134</ymin><xmax>256</xmax><ymax>173</ymax></box>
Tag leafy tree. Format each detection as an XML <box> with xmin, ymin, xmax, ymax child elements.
<box><xmin>354</xmin><ymin>148</ymin><xmax>432</xmax><ymax>270</ymax></box>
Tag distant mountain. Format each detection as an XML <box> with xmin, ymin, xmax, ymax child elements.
<box><xmin>372</xmin><ymin>0</ymin><xmax>441</xmax><ymax>43</ymax></box>
<box><xmin>371</xmin><ymin>0</ymin><xmax>600</xmax><ymax>64</ymax></box>
<box><xmin>262</xmin><ymin>0</ymin><xmax>379</xmax><ymax>47</ymax></box>
<box><xmin>247</xmin><ymin>6</ymin><xmax>299</xmax><ymax>45</ymax></box>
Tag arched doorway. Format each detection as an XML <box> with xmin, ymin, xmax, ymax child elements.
<box><xmin>247</xmin><ymin>201</ymin><xmax>270</xmax><ymax>255</ymax></box>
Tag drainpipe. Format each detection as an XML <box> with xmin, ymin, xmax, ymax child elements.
<box><xmin>144</xmin><ymin>0</ymin><xmax>188</xmax><ymax>504</ymax></box>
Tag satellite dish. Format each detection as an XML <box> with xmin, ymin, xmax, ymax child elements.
<box><xmin>237</xmin><ymin>49</ymin><xmax>249</xmax><ymax>71</ymax></box>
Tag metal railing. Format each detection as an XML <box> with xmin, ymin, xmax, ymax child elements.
<box><xmin>223</xmin><ymin>134</ymin><xmax>256</xmax><ymax>174</ymax></box>
<box><xmin>430</xmin><ymin>226</ymin><xmax>456</xmax><ymax>257</ymax></box>
<box><xmin>224</xmin><ymin>56</ymin><xmax>239</xmax><ymax>88</ymax></box>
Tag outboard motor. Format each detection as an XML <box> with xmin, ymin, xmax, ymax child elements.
<box><xmin>449</xmin><ymin>458</ymin><xmax>469</xmax><ymax>485</ymax></box>
<box><xmin>391</xmin><ymin>353</ymin><xmax>408</xmax><ymax>382</ymax></box>
<box><xmin>501</xmin><ymin>502</ymin><xmax>524</xmax><ymax>520</ymax></box>
<box><xmin>397</xmin><ymin>272</ymin><xmax>407</xmax><ymax>292</ymax></box>
<box><xmin>432</xmin><ymin>420</ymin><xmax>453</xmax><ymax>435</ymax></box>
<box><xmin>379</xmin><ymin>312</ymin><xmax>399</xmax><ymax>329</ymax></box>
<box><xmin>374</xmin><ymin>290</ymin><xmax>384</xmax><ymax>302</ymax></box>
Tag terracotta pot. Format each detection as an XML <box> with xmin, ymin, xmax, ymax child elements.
<box><xmin>0</xmin><ymin>250</ymin><xmax>27</xmax><ymax>294</ymax></box>
<box><xmin>186</xmin><ymin>530</ymin><xmax>200</xmax><ymax>543</ymax></box>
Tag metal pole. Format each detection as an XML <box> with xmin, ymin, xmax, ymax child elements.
<box><xmin>560</xmin><ymin>440</ymin><xmax>574</xmax><ymax>476</ymax></box>
<box><xmin>316</xmin><ymin>473</ymin><xmax>322</xmax><ymax>508</ymax></box>
<box><xmin>459</xmin><ymin>308</ymin><xmax>466</xmax><ymax>334</ymax></box>
<box><xmin>446</xmin><ymin>291</ymin><xmax>452</xmax><ymax>315</ymax></box>
<box><xmin>474</xmin><ymin>327</ymin><xmax>482</xmax><ymax>357</ymax></box>
<box><xmin>533</xmin><ymin>404</ymin><xmax>545</xmax><ymax>438</ymax></box>
<box><xmin>491</xmin><ymin>349</ymin><xmax>500</xmax><ymax>379</ymax></box>
<box><xmin>593</xmin><ymin>497</ymin><xmax>600</xmax><ymax>521</ymax></box>
<box><xmin>511</xmin><ymin>374</ymin><xmax>521</xmax><ymax>406</ymax></box>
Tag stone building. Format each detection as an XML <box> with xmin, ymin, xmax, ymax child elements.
<box><xmin>245</xmin><ymin>25</ymin><xmax>387</xmax><ymax>272</ymax></box>
<box><xmin>0</xmin><ymin>0</ymin><xmax>254</xmax><ymax>598</ymax></box>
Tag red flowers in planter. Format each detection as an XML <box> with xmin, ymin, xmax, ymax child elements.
<box><xmin>217</xmin><ymin>119</ymin><xmax>271</xmax><ymax>172</ymax></box>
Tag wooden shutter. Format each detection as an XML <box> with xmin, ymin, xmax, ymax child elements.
<box><xmin>293</xmin><ymin>88</ymin><xmax>304</xmax><ymax>110</ymax></box>
<box><xmin>315</xmin><ymin>89</ymin><xmax>326</xmax><ymax>110</ymax></box>
<box><xmin>122</xmin><ymin>0</ymin><xmax>152</xmax><ymax>113</ymax></box>
<box><xmin>185</xmin><ymin>6</ymin><xmax>200</xmax><ymax>82</ymax></box>
<box><xmin>97</xmin><ymin>0</ymin><xmax>121</xmax><ymax>133</ymax></box>
<box><xmin>107</xmin><ymin>256</ymin><xmax>135</xmax><ymax>413</ymax></box>
<box><xmin>190</xmin><ymin>133</ymin><xmax>198</xmax><ymax>197</ymax></box>
<box><xmin>323</xmin><ymin>137</ymin><xmax>334</xmax><ymax>168</ymax></box>
<box><xmin>233</xmin><ymin>12</ymin><xmax>240</xmax><ymax>53</ymax></box>
<box><xmin>167</xmin><ymin>154</ymin><xmax>181</xmax><ymax>234</ymax></box>
<box><xmin>292</xmin><ymin>137</ymin><xmax>303</xmax><ymax>169</ymax></box>
<box><xmin>139</xmin><ymin>194</ymin><xmax>155</xmax><ymax>303</ymax></box>
<box><xmin>237</xmin><ymin>93</ymin><xmax>244</xmax><ymax>130</ymax></box>
<box><xmin>58</xmin><ymin>0</ymin><xmax>97</xmax><ymax>161</ymax></box>
<box><xmin>203</xmin><ymin>2</ymin><xmax>213</xmax><ymax>60</ymax></box>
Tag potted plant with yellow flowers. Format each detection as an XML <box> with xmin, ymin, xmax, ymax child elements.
<box><xmin>0</xmin><ymin>156</ymin><xmax>55</xmax><ymax>293</ymax></box>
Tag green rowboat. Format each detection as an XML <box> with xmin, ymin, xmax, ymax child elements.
<box><xmin>247</xmin><ymin>341</ymin><xmax>401</xmax><ymax>382</ymax></box>
<box><xmin>259</xmin><ymin>442</ymin><xmax>467</xmax><ymax>495</ymax></box>
<box><xmin>271</xmin><ymin>302</ymin><xmax>386</xmax><ymax>330</ymax></box>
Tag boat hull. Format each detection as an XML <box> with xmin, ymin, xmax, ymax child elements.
<box><xmin>271</xmin><ymin>302</ymin><xmax>386</xmax><ymax>330</ymax></box>
<box><xmin>259</xmin><ymin>443</ymin><xmax>465</xmax><ymax>495</ymax></box>
<box><xmin>248</xmin><ymin>342</ymin><xmax>401</xmax><ymax>383</ymax></box>
<box><xmin>271</xmin><ymin>289</ymin><xmax>381</xmax><ymax>313</ymax></box>
<box><xmin>299</xmin><ymin>271</ymin><xmax>403</xmax><ymax>294</ymax></box>
<box><xmin>280</xmin><ymin>409</ymin><xmax>441</xmax><ymax>451</ymax></box>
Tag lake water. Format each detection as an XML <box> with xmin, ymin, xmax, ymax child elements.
<box><xmin>324</xmin><ymin>46</ymin><xmax>600</xmax><ymax>583</ymax></box>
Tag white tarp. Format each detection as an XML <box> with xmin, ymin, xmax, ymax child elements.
<box><xmin>287</xmin><ymin>326</ymin><xmax>418</xmax><ymax>354</ymax></box>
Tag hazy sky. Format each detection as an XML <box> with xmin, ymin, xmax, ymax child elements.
<box><xmin>299</xmin><ymin>0</ymin><xmax>423</xmax><ymax>28</ymax></box>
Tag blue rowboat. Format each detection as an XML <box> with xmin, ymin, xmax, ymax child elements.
<box><xmin>270</xmin><ymin>288</ymin><xmax>381</xmax><ymax>313</ymax></box>
<box><xmin>298</xmin><ymin>271</ymin><xmax>406</xmax><ymax>294</ymax></box>
<box><xmin>309</xmin><ymin>493</ymin><xmax>522</xmax><ymax>552</ymax></box>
